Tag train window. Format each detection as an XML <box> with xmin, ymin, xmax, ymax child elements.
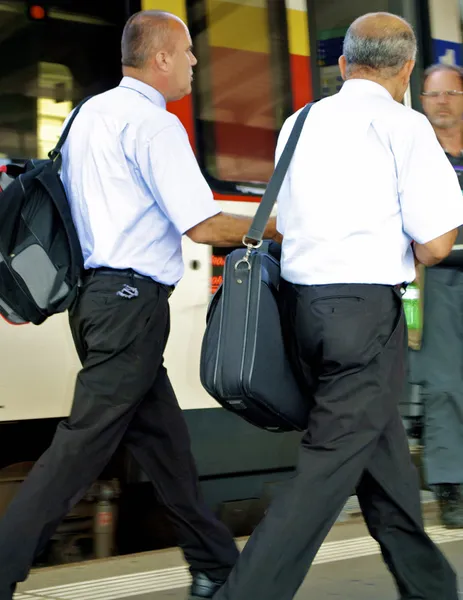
<box><xmin>189</xmin><ymin>0</ymin><xmax>293</xmax><ymax>188</ymax></box>
<box><xmin>0</xmin><ymin>0</ymin><xmax>135</xmax><ymax>161</ymax></box>
<box><xmin>313</xmin><ymin>0</ymin><xmax>389</xmax><ymax>98</ymax></box>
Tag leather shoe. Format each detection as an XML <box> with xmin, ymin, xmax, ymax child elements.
<box><xmin>437</xmin><ymin>484</ymin><xmax>463</xmax><ymax>529</ymax></box>
<box><xmin>188</xmin><ymin>572</ymin><xmax>225</xmax><ymax>599</ymax></box>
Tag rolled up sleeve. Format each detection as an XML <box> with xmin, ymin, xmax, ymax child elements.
<box><xmin>397</xmin><ymin>113</ymin><xmax>463</xmax><ymax>244</ymax></box>
<box><xmin>143</xmin><ymin>122</ymin><xmax>220</xmax><ymax>234</ymax></box>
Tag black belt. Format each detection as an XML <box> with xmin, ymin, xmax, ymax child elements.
<box><xmin>83</xmin><ymin>268</ymin><xmax>175</xmax><ymax>297</ymax></box>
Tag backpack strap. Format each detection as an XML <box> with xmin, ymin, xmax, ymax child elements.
<box><xmin>48</xmin><ymin>96</ymin><xmax>93</xmax><ymax>166</ymax></box>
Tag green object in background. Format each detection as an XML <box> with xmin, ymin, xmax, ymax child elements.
<box><xmin>403</xmin><ymin>283</ymin><xmax>421</xmax><ymax>331</ymax></box>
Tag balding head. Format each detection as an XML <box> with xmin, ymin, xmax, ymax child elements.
<box><xmin>343</xmin><ymin>12</ymin><xmax>416</xmax><ymax>78</ymax></box>
<box><xmin>120</xmin><ymin>10</ymin><xmax>197</xmax><ymax>103</ymax></box>
<box><xmin>121</xmin><ymin>10</ymin><xmax>185</xmax><ymax>69</ymax></box>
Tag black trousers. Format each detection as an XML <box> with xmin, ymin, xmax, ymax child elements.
<box><xmin>0</xmin><ymin>271</ymin><xmax>238</xmax><ymax>591</ymax></box>
<box><xmin>215</xmin><ymin>282</ymin><xmax>458</xmax><ymax>600</ymax></box>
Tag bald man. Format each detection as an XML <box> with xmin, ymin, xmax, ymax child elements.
<box><xmin>0</xmin><ymin>10</ymin><xmax>281</xmax><ymax>600</ymax></box>
<box><xmin>214</xmin><ymin>13</ymin><xmax>462</xmax><ymax>600</ymax></box>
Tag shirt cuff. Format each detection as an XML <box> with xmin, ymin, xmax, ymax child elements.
<box><xmin>413</xmin><ymin>214</ymin><xmax>463</xmax><ymax>245</ymax></box>
<box><xmin>178</xmin><ymin>205</ymin><xmax>222</xmax><ymax>235</ymax></box>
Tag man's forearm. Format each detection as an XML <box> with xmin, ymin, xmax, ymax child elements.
<box><xmin>412</xmin><ymin>229</ymin><xmax>458</xmax><ymax>267</ymax></box>
<box><xmin>413</xmin><ymin>240</ymin><xmax>453</xmax><ymax>267</ymax></box>
<box><xmin>188</xmin><ymin>212</ymin><xmax>278</xmax><ymax>247</ymax></box>
<box><xmin>202</xmin><ymin>213</ymin><xmax>255</xmax><ymax>247</ymax></box>
<box><xmin>413</xmin><ymin>243</ymin><xmax>440</xmax><ymax>267</ymax></box>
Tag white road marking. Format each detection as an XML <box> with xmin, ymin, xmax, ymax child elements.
<box><xmin>15</xmin><ymin>526</ymin><xmax>463</xmax><ymax>600</ymax></box>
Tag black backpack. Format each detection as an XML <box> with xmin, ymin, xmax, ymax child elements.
<box><xmin>0</xmin><ymin>97</ymin><xmax>91</xmax><ymax>325</ymax></box>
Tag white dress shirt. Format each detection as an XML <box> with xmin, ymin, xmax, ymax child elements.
<box><xmin>60</xmin><ymin>77</ymin><xmax>220</xmax><ymax>286</ymax></box>
<box><xmin>276</xmin><ymin>79</ymin><xmax>463</xmax><ymax>285</ymax></box>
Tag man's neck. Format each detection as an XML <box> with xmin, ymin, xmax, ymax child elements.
<box><xmin>435</xmin><ymin>125</ymin><xmax>463</xmax><ymax>157</ymax></box>
<box><xmin>122</xmin><ymin>67</ymin><xmax>168</xmax><ymax>101</ymax></box>
<box><xmin>346</xmin><ymin>72</ymin><xmax>402</xmax><ymax>102</ymax></box>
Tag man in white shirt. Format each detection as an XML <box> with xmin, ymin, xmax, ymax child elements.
<box><xmin>214</xmin><ymin>12</ymin><xmax>463</xmax><ymax>600</ymax></box>
<box><xmin>0</xmin><ymin>10</ymin><xmax>279</xmax><ymax>600</ymax></box>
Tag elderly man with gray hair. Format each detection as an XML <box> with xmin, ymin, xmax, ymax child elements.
<box><xmin>213</xmin><ymin>12</ymin><xmax>462</xmax><ymax>600</ymax></box>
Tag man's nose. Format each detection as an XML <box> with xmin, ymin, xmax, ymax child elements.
<box><xmin>190</xmin><ymin>53</ymin><xmax>198</xmax><ymax>67</ymax></box>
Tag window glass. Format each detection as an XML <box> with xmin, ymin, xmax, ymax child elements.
<box><xmin>0</xmin><ymin>0</ymin><xmax>131</xmax><ymax>161</ymax></box>
<box><xmin>190</xmin><ymin>0</ymin><xmax>292</xmax><ymax>185</ymax></box>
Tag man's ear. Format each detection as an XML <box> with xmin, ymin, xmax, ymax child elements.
<box><xmin>402</xmin><ymin>59</ymin><xmax>415</xmax><ymax>85</ymax></box>
<box><xmin>338</xmin><ymin>55</ymin><xmax>348</xmax><ymax>80</ymax></box>
<box><xmin>154</xmin><ymin>50</ymin><xmax>170</xmax><ymax>72</ymax></box>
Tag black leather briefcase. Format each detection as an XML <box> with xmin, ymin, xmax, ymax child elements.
<box><xmin>200</xmin><ymin>245</ymin><xmax>309</xmax><ymax>432</ymax></box>
<box><xmin>200</xmin><ymin>104</ymin><xmax>313</xmax><ymax>433</ymax></box>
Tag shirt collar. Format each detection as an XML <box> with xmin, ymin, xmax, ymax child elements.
<box><xmin>119</xmin><ymin>76</ymin><xmax>166</xmax><ymax>109</ymax></box>
<box><xmin>339</xmin><ymin>78</ymin><xmax>393</xmax><ymax>101</ymax></box>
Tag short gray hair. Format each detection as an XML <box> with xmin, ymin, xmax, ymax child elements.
<box><xmin>343</xmin><ymin>14</ymin><xmax>416</xmax><ymax>77</ymax></box>
<box><xmin>423</xmin><ymin>63</ymin><xmax>463</xmax><ymax>90</ymax></box>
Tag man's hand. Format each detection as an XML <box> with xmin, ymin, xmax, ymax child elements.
<box><xmin>244</xmin><ymin>217</ymin><xmax>282</xmax><ymax>245</ymax></box>
<box><xmin>273</xmin><ymin>230</ymin><xmax>283</xmax><ymax>245</ymax></box>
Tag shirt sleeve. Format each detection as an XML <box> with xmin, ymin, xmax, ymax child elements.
<box><xmin>397</xmin><ymin>113</ymin><xmax>463</xmax><ymax>244</ymax></box>
<box><xmin>143</xmin><ymin>122</ymin><xmax>221</xmax><ymax>234</ymax></box>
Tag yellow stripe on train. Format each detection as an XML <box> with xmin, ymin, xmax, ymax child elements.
<box><xmin>141</xmin><ymin>0</ymin><xmax>187</xmax><ymax>20</ymax></box>
<box><xmin>141</xmin><ymin>0</ymin><xmax>309</xmax><ymax>58</ymax></box>
<box><xmin>287</xmin><ymin>8</ymin><xmax>310</xmax><ymax>57</ymax></box>
<box><xmin>206</xmin><ymin>0</ymin><xmax>270</xmax><ymax>54</ymax></box>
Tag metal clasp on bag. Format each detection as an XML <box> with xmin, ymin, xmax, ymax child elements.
<box><xmin>234</xmin><ymin>235</ymin><xmax>262</xmax><ymax>283</ymax></box>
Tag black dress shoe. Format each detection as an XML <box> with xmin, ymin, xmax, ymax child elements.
<box><xmin>188</xmin><ymin>572</ymin><xmax>225</xmax><ymax>599</ymax></box>
<box><xmin>436</xmin><ymin>484</ymin><xmax>463</xmax><ymax>529</ymax></box>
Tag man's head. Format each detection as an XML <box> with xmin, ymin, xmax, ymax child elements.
<box><xmin>421</xmin><ymin>64</ymin><xmax>463</xmax><ymax>130</ymax></box>
<box><xmin>339</xmin><ymin>12</ymin><xmax>416</xmax><ymax>102</ymax></box>
<box><xmin>121</xmin><ymin>10</ymin><xmax>197</xmax><ymax>102</ymax></box>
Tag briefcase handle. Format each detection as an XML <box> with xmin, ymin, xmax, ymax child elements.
<box><xmin>244</xmin><ymin>102</ymin><xmax>313</xmax><ymax>246</ymax></box>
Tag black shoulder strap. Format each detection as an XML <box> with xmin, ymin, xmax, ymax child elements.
<box><xmin>245</xmin><ymin>102</ymin><xmax>313</xmax><ymax>244</ymax></box>
<box><xmin>49</xmin><ymin>96</ymin><xmax>93</xmax><ymax>161</ymax></box>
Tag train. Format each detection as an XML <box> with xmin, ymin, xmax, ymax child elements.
<box><xmin>0</xmin><ymin>0</ymin><xmax>461</xmax><ymax>562</ymax></box>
